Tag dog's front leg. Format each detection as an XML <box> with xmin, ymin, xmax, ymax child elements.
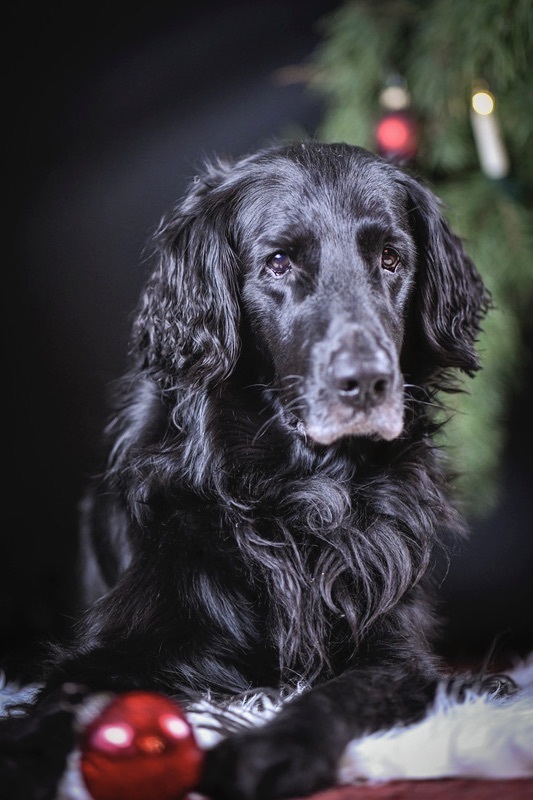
<box><xmin>199</xmin><ymin>663</ymin><xmax>438</xmax><ymax>800</ymax></box>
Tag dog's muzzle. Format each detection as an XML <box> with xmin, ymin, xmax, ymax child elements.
<box><xmin>304</xmin><ymin>324</ymin><xmax>404</xmax><ymax>444</ymax></box>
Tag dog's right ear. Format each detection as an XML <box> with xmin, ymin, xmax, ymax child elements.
<box><xmin>132</xmin><ymin>159</ymin><xmax>241</xmax><ymax>389</ymax></box>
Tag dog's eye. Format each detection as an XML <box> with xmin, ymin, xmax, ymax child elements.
<box><xmin>267</xmin><ymin>252</ymin><xmax>292</xmax><ymax>277</ymax></box>
<box><xmin>381</xmin><ymin>246</ymin><xmax>401</xmax><ymax>272</ymax></box>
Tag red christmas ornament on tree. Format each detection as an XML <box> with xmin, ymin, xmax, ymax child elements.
<box><xmin>375</xmin><ymin>110</ymin><xmax>419</xmax><ymax>162</ymax></box>
<box><xmin>375</xmin><ymin>76</ymin><xmax>419</xmax><ymax>163</ymax></box>
<box><xmin>80</xmin><ymin>691</ymin><xmax>204</xmax><ymax>800</ymax></box>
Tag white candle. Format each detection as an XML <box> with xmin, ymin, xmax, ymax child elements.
<box><xmin>470</xmin><ymin>91</ymin><xmax>510</xmax><ymax>179</ymax></box>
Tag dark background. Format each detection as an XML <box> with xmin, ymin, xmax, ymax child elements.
<box><xmin>4</xmin><ymin>1</ymin><xmax>532</xmax><ymax>680</ymax></box>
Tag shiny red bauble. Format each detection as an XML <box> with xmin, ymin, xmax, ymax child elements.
<box><xmin>80</xmin><ymin>691</ymin><xmax>204</xmax><ymax>800</ymax></box>
<box><xmin>375</xmin><ymin>110</ymin><xmax>419</xmax><ymax>162</ymax></box>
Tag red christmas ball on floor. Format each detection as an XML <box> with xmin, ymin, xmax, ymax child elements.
<box><xmin>80</xmin><ymin>691</ymin><xmax>204</xmax><ymax>800</ymax></box>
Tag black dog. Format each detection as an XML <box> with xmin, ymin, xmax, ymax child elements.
<box><xmin>12</xmin><ymin>141</ymin><xmax>505</xmax><ymax>798</ymax></box>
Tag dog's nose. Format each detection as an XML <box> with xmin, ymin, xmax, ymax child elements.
<box><xmin>331</xmin><ymin>352</ymin><xmax>392</xmax><ymax>409</ymax></box>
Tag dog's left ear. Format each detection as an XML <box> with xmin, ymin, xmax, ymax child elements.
<box><xmin>398</xmin><ymin>173</ymin><xmax>491</xmax><ymax>376</ymax></box>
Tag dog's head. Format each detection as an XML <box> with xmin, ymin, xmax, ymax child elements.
<box><xmin>135</xmin><ymin>141</ymin><xmax>489</xmax><ymax>445</ymax></box>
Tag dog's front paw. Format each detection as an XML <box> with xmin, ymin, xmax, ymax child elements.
<box><xmin>199</xmin><ymin>724</ymin><xmax>338</xmax><ymax>800</ymax></box>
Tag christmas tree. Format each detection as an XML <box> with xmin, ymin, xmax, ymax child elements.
<box><xmin>306</xmin><ymin>0</ymin><xmax>533</xmax><ymax>515</ymax></box>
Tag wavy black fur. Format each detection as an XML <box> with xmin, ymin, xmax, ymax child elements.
<box><xmin>37</xmin><ymin>141</ymin><xmax>492</xmax><ymax>799</ymax></box>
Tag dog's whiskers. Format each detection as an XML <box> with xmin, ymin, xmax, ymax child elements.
<box><xmin>251</xmin><ymin>384</ymin><xmax>307</xmax><ymax>445</ymax></box>
<box><xmin>245</xmin><ymin>374</ymin><xmax>304</xmax><ymax>394</ymax></box>
<box><xmin>403</xmin><ymin>383</ymin><xmax>440</xmax><ymax>411</ymax></box>
<box><xmin>251</xmin><ymin>415</ymin><xmax>279</xmax><ymax>444</ymax></box>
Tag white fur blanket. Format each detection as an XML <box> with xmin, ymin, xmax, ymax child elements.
<box><xmin>2</xmin><ymin>658</ymin><xmax>533</xmax><ymax>799</ymax></box>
